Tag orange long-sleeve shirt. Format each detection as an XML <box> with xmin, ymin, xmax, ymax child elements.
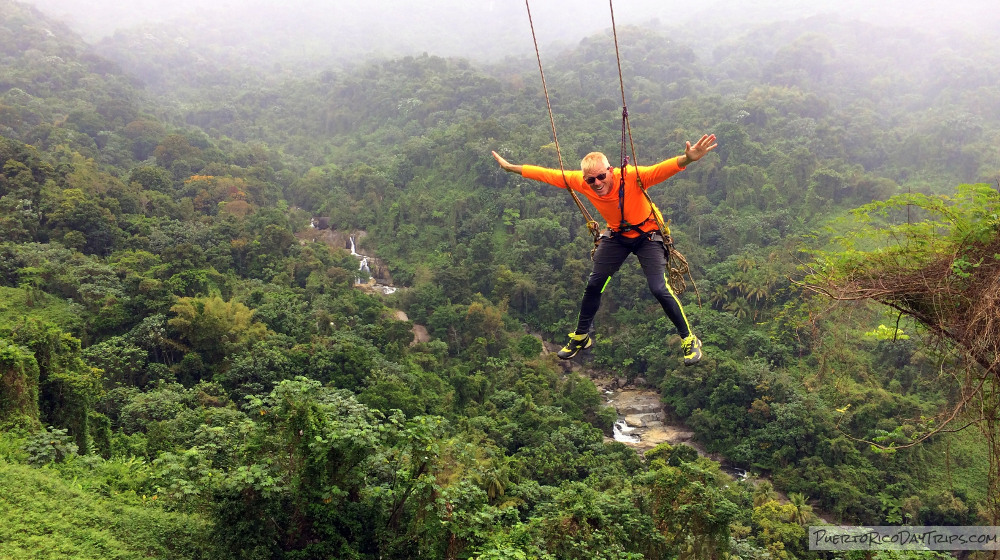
<box><xmin>521</xmin><ymin>157</ymin><xmax>684</xmax><ymax>238</ymax></box>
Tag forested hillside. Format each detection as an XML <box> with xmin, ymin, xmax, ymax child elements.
<box><xmin>2</xmin><ymin>0</ymin><xmax>999</xmax><ymax>557</ymax></box>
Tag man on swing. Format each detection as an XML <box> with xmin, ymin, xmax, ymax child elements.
<box><xmin>491</xmin><ymin>133</ymin><xmax>716</xmax><ymax>365</ymax></box>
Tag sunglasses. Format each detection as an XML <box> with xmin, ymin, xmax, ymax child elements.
<box><xmin>585</xmin><ymin>172</ymin><xmax>608</xmax><ymax>185</ymax></box>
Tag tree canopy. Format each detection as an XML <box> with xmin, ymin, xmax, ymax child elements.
<box><xmin>1</xmin><ymin>0</ymin><xmax>998</xmax><ymax>557</ymax></box>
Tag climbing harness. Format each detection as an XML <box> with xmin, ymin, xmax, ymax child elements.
<box><xmin>523</xmin><ymin>0</ymin><xmax>699</xmax><ymax>299</ymax></box>
<box><xmin>606</xmin><ymin>1</ymin><xmax>697</xmax><ymax>298</ymax></box>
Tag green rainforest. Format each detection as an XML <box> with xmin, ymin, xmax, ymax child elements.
<box><xmin>1</xmin><ymin>0</ymin><xmax>999</xmax><ymax>558</ymax></box>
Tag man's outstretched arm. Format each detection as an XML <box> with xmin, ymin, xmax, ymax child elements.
<box><xmin>492</xmin><ymin>151</ymin><xmax>523</xmax><ymax>175</ymax></box>
<box><xmin>677</xmin><ymin>134</ymin><xmax>718</xmax><ymax>168</ymax></box>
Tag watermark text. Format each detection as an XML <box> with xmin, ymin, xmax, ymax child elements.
<box><xmin>809</xmin><ymin>526</ymin><xmax>1000</xmax><ymax>550</ymax></box>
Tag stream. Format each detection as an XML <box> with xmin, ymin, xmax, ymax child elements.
<box><xmin>603</xmin><ymin>387</ymin><xmax>699</xmax><ymax>451</ymax></box>
<box><xmin>349</xmin><ymin>235</ymin><xmax>396</xmax><ymax>295</ymax></box>
<box><xmin>602</xmin><ymin>385</ymin><xmax>749</xmax><ymax>480</ymax></box>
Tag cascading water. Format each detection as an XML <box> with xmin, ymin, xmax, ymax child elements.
<box><xmin>720</xmin><ymin>465</ymin><xmax>750</xmax><ymax>480</ymax></box>
<box><xmin>349</xmin><ymin>234</ymin><xmax>396</xmax><ymax>294</ymax></box>
<box><xmin>613</xmin><ymin>418</ymin><xmax>640</xmax><ymax>443</ymax></box>
<box><xmin>356</xmin><ymin>257</ymin><xmax>370</xmax><ymax>285</ymax></box>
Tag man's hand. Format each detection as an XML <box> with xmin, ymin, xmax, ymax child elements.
<box><xmin>682</xmin><ymin>134</ymin><xmax>718</xmax><ymax>166</ymax></box>
<box><xmin>492</xmin><ymin>151</ymin><xmax>523</xmax><ymax>175</ymax></box>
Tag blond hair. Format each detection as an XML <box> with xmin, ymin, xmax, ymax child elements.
<box><xmin>580</xmin><ymin>152</ymin><xmax>610</xmax><ymax>174</ymax></box>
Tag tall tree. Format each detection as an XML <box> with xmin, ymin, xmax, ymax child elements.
<box><xmin>803</xmin><ymin>183</ymin><xmax>1000</xmax><ymax>522</ymax></box>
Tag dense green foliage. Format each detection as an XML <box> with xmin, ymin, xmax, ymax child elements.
<box><xmin>0</xmin><ymin>456</ymin><xmax>212</xmax><ymax>559</ymax></box>
<box><xmin>1</xmin><ymin>0</ymin><xmax>997</xmax><ymax>557</ymax></box>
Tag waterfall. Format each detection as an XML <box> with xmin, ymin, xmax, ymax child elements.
<box><xmin>348</xmin><ymin>233</ymin><xmax>395</xmax><ymax>294</ymax></box>
<box><xmin>356</xmin><ymin>256</ymin><xmax>371</xmax><ymax>285</ymax></box>
<box><xmin>721</xmin><ymin>466</ymin><xmax>750</xmax><ymax>481</ymax></box>
<box><xmin>612</xmin><ymin>419</ymin><xmax>640</xmax><ymax>443</ymax></box>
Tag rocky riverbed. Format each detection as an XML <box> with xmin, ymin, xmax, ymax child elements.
<box><xmin>598</xmin><ymin>380</ymin><xmax>757</xmax><ymax>483</ymax></box>
<box><xmin>537</xmin><ymin>338</ymin><xmax>708</xmax><ymax>454</ymax></box>
<box><xmin>602</xmin><ymin>388</ymin><xmax>701</xmax><ymax>453</ymax></box>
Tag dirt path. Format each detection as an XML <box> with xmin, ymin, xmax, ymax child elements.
<box><xmin>393</xmin><ymin>310</ymin><xmax>430</xmax><ymax>344</ymax></box>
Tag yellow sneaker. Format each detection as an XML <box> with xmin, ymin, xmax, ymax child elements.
<box><xmin>682</xmin><ymin>334</ymin><xmax>702</xmax><ymax>365</ymax></box>
<box><xmin>557</xmin><ymin>332</ymin><xmax>592</xmax><ymax>360</ymax></box>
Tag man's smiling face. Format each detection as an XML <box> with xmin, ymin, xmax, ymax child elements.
<box><xmin>584</xmin><ymin>165</ymin><xmax>613</xmax><ymax>196</ymax></box>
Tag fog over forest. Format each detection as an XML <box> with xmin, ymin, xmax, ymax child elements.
<box><xmin>21</xmin><ymin>0</ymin><xmax>1000</xmax><ymax>66</ymax></box>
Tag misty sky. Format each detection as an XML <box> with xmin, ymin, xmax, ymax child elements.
<box><xmin>19</xmin><ymin>0</ymin><xmax>1000</xmax><ymax>64</ymax></box>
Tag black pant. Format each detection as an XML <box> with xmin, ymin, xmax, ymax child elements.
<box><xmin>574</xmin><ymin>233</ymin><xmax>692</xmax><ymax>338</ymax></box>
